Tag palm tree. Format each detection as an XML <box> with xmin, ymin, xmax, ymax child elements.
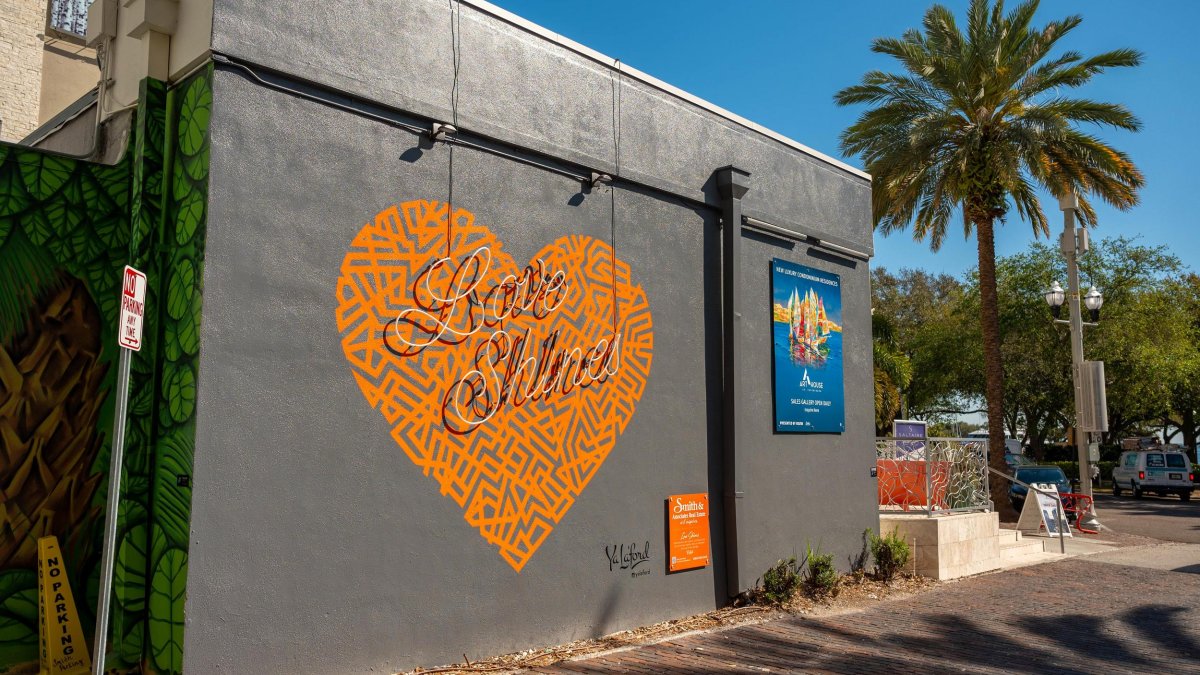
<box><xmin>836</xmin><ymin>0</ymin><xmax>1144</xmax><ymax>518</ymax></box>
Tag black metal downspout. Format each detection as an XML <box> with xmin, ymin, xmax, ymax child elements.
<box><xmin>716</xmin><ymin>166</ymin><xmax>749</xmax><ymax>599</ymax></box>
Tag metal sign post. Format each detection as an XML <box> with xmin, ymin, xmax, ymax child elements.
<box><xmin>92</xmin><ymin>266</ymin><xmax>146</xmax><ymax>675</ymax></box>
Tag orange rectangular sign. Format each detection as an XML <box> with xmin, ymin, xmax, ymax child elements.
<box><xmin>667</xmin><ymin>493</ymin><xmax>710</xmax><ymax>572</ymax></box>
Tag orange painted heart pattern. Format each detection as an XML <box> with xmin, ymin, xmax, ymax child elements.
<box><xmin>335</xmin><ymin>199</ymin><xmax>653</xmax><ymax>571</ymax></box>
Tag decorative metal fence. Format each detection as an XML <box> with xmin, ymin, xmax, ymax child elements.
<box><xmin>876</xmin><ymin>438</ymin><xmax>991</xmax><ymax>515</ymax></box>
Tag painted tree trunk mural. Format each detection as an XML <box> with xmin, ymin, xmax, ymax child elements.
<box><xmin>0</xmin><ymin>65</ymin><xmax>210</xmax><ymax>674</ymax></box>
<box><xmin>0</xmin><ymin>272</ymin><xmax>107</xmax><ymax>570</ymax></box>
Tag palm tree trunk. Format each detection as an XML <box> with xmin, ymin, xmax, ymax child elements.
<box><xmin>974</xmin><ymin>216</ymin><xmax>1019</xmax><ymax>521</ymax></box>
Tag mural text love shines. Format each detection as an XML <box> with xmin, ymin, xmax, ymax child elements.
<box><xmin>387</xmin><ymin>246</ymin><xmax>622</xmax><ymax>434</ymax></box>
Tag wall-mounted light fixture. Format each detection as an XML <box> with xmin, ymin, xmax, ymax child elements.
<box><xmin>430</xmin><ymin>122</ymin><xmax>457</xmax><ymax>141</ymax></box>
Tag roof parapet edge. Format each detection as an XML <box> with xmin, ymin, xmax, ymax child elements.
<box><xmin>461</xmin><ymin>0</ymin><xmax>871</xmax><ymax>182</ymax></box>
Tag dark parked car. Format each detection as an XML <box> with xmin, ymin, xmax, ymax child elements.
<box><xmin>1005</xmin><ymin>452</ymin><xmax>1033</xmax><ymax>472</ymax></box>
<box><xmin>1009</xmin><ymin>465</ymin><xmax>1071</xmax><ymax>513</ymax></box>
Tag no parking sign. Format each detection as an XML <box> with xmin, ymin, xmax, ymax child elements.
<box><xmin>118</xmin><ymin>265</ymin><xmax>146</xmax><ymax>351</ymax></box>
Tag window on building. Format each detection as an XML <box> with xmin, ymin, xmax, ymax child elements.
<box><xmin>48</xmin><ymin>0</ymin><xmax>94</xmax><ymax>38</ymax></box>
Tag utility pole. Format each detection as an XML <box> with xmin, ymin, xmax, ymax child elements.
<box><xmin>1059</xmin><ymin>192</ymin><xmax>1101</xmax><ymax>530</ymax></box>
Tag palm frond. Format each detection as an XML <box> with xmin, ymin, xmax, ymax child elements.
<box><xmin>0</xmin><ymin>227</ymin><xmax>65</xmax><ymax>346</ymax></box>
<box><xmin>835</xmin><ymin>0</ymin><xmax>1143</xmax><ymax>239</ymax></box>
<box><xmin>1022</xmin><ymin>99</ymin><xmax>1141</xmax><ymax>131</ymax></box>
<box><xmin>1018</xmin><ymin>47</ymin><xmax>1142</xmax><ymax>99</ymax></box>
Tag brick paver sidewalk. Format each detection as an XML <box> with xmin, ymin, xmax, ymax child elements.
<box><xmin>535</xmin><ymin>556</ymin><xmax>1200</xmax><ymax>674</ymax></box>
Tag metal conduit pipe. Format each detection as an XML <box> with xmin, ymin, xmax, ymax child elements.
<box><xmin>741</xmin><ymin>215</ymin><xmax>871</xmax><ymax>262</ymax></box>
<box><xmin>716</xmin><ymin>166</ymin><xmax>750</xmax><ymax>599</ymax></box>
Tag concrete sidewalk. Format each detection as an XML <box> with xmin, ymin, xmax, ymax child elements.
<box><xmin>533</xmin><ymin>549</ymin><xmax>1200</xmax><ymax>674</ymax></box>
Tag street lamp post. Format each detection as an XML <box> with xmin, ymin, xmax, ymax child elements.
<box><xmin>1050</xmin><ymin>192</ymin><xmax>1103</xmax><ymax>530</ymax></box>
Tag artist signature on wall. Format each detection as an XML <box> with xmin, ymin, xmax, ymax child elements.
<box><xmin>606</xmin><ymin>541</ymin><xmax>651</xmax><ymax>577</ymax></box>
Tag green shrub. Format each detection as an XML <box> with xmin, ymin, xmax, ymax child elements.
<box><xmin>803</xmin><ymin>542</ymin><xmax>838</xmax><ymax>598</ymax></box>
<box><xmin>869</xmin><ymin>528</ymin><xmax>911</xmax><ymax>581</ymax></box>
<box><xmin>758</xmin><ymin>557</ymin><xmax>800</xmax><ymax>605</ymax></box>
<box><xmin>1048</xmin><ymin>461</ymin><xmax>1078</xmax><ymax>480</ymax></box>
<box><xmin>1043</xmin><ymin>460</ymin><xmax>1118</xmax><ymax>485</ymax></box>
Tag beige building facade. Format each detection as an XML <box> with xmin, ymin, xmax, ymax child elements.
<box><xmin>40</xmin><ymin>38</ymin><xmax>98</xmax><ymax>126</ymax></box>
<box><xmin>1</xmin><ymin>0</ymin><xmax>212</xmax><ymax>147</ymax></box>
<box><xmin>0</xmin><ymin>0</ymin><xmax>100</xmax><ymax>143</ymax></box>
<box><xmin>0</xmin><ymin>0</ymin><xmax>47</xmax><ymax>142</ymax></box>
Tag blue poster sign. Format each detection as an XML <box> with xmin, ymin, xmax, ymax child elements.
<box><xmin>771</xmin><ymin>259</ymin><xmax>845</xmax><ymax>433</ymax></box>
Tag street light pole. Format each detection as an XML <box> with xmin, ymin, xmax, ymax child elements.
<box><xmin>1059</xmin><ymin>192</ymin><xmax>1101</xmax><ymax>529</ymax></box>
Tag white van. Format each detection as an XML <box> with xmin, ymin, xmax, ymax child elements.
<box><xmin>1111</xmin><ymin>449</ymin><xmax>1194</xmax><ymax>501</ymax></box>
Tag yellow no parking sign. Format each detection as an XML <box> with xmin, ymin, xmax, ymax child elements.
<box><xmin>37</xmin><ymin>536</ymin><xmax>91</xmax><ymax>675</ymax></box>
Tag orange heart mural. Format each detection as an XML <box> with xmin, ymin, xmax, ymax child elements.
<box><xmin>335</xmin><ymin>199</ymin><xmax>654</xmax><ymax>571</ymax></box>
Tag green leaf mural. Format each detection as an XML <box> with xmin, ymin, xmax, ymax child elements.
<box><xmin>19</xmin><ymin>154</ymin><xmax>73</xmax><ymax>201</ymax></box>
<box><xmin>142</xmin><ymin>64</ymin><xmax>211</xmax><ymax>675</ymax></box>
<box><xmin>149</xmin><ymin>527</ymin><xmax>171</xmax><ymax>578</ymax></box>
<box><xmin>45</xmin><ymin>198</ymin><xmax>85</xmax><ymax>237</ymax></box>
<box><xmin>118</xmin><ymin>618</ymin><xmax>146</xmax><ymax>667</ymax></box>
<box><xmin>0</xmin><ymin>571</ymin><xmax>38</xmax><ymax>667</ymax></box>
<box><xmin>97</xmin><ymin>168</ymin><xmax>130</xmax><ymax>210</ymax></box>
<box><xmin>171</xmin><ymin>163</ymin><xmax>192</xmax><ymax>202</ymax></box>
<box><xmin>0</xmin><ymin>163</ymin><xmax>30</xmax><ymax>218</ymax></box>
<box><xmin>20</xmin><ymin>209</ymin><xmax>52</xmax><ymax>246</ymax></box>
<box><xmin>94</xmin><ymin>213</ymin><xmax>126</xmax><ymax>249</ymax></box>
<box><xmin>183</xmin><ymin>146</ymin><xmax>210</xmax><ymax>183</ymax></box>
<box><xmin>167</xmin><ymin>257</ymin><xmax>196</xmax><ymax>321</ymax></box>
<box><xmin>178</xmin><ymin>297</ymin><xmax>202</xmax><ymax>358</ymax></box>
<box><xmin>163</xmin><ymin>361</ymin><xmax>197</xmax><ymax>425</ymax></box>
<box><xmin>174</xmin><ymin>191</ymin><xmax>204</xmax><ymax>246</ymax></box>
<box><xmin>116</xmin><ymin>525</ymin><xmax>149</xmax><ymax>614</ymax></box>
<box><xmin>148</xmin><ymin>550</ymin><xmax>187</xmax><ymax>674</ymax></box>
<box><xmin>0</xmin><ymin>65</ymin><xmax>210</xmax><ymax>674</ymax></box>
<box><xmin>179</xmin><ymin>77</ymin><xmax>212</xmax><ymax>160</ymax></box>
<box><xmin>62</xmin><ymin>173</ymin><xmax>88</xmax><ymax>207</ymax></box>
<box><xmin>128</xmin><ymin>379</ymin><xmax>155</xmax><ymax>417</ymax></box>
<box><xmin>153</xmin><ymin>428</ymin><xmax>195</xmax><ymax>550</ymax></box>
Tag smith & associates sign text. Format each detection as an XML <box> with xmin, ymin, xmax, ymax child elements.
<box><xmin>667</xmin><ymin>493</ymin><xmax>709</xmax><ymax>572</ymax></box>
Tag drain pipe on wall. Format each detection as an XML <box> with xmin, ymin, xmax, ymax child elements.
<box><xmin>716</xmin><ymin>166</ymin><xmax>749</xmax><ymax>599</ymax></box>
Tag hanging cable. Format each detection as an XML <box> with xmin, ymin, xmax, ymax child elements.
<box><xmin>447</xmin><ymin>0</ymin><xmax>463</xmax><ymax>259</ymax></box>
<box><xmin>609</xmin><ymin>59</ymin><xmax>623</xmax><ymax>335</ymax></box>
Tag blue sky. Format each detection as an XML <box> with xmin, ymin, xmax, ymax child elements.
<box><xmin>490</xmin><ymin>0</ymin><xmax>1199</xmax><ymax>279</ymax></box>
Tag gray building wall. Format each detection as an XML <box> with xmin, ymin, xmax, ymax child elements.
<box><xmin>185</xmin><ymin>1</ymin><xmax>876</xmax><ymax>672</ymax></box>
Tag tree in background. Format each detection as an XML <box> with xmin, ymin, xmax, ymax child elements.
<box><xmin>837</xmin><ymin>0</ymin><xmax>1144</xmax><ymax>518</ymax></box>
<box><xmin>1079</xmin><ymin>240</ymin><xmax>1194</xmax><ymax>443</ymax></box>
<box><xmin>872</xmin><ymin>268</ymin><xmax>973</xmax><ymax>425</ymax></box>
<box><xmin>964</xmin><ymin>243</ymin><xmax>1074</xmax><ymax>460</ymax></box>
<box><xmin>872</xmin><ymin>312</ymin><xmax>912</xmax><ymax>435</ymax></box>
<box><xmin>1163</xmin><ymin>274</ymin><xmax>1200</xmax><ymax>457</ymax></box>
<box><xmin>875</xmin><ymin>238</ymin><xmax>1196</xmax><ymax>462</ymax></box>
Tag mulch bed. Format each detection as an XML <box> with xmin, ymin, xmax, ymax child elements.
<box><xmin>404</xmin><ymin>573</ymin><xmax>938</xmax><ymax>674</ymax></box>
